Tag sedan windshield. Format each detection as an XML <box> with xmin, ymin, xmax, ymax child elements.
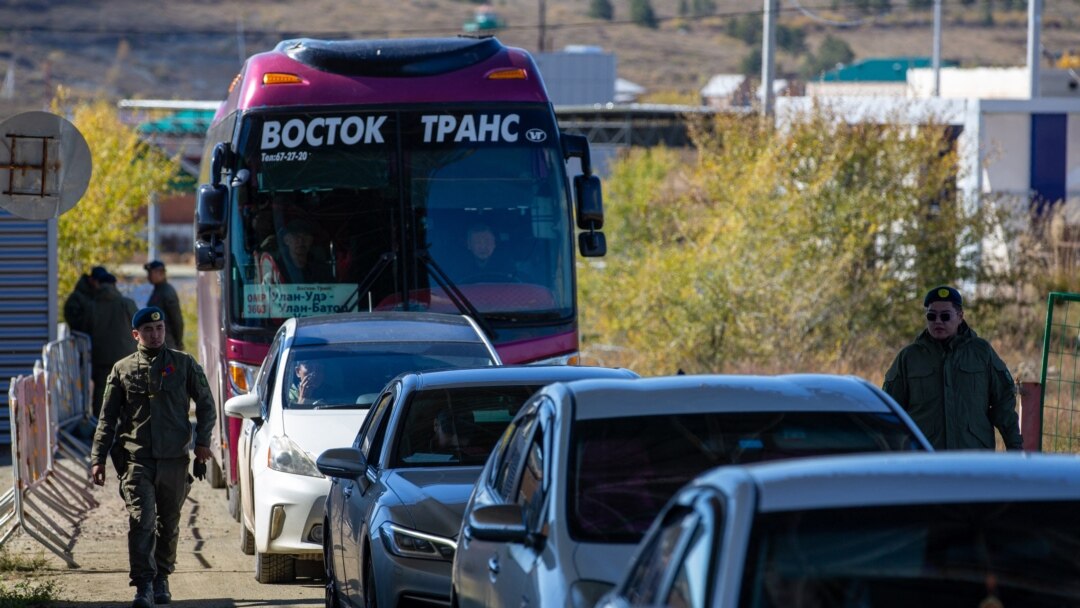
<box><xmin>391</xmin><ymin>385</ymin><xmax>541</xmax><ymax>467</ymax></box>
<box><xmin>282</xmin><ymin>343</ymin><xmax>496</xmax><ymax>409</ymax></box>
<box><xmin>740</xmin><ymin>501</ymin><xmax>1080</xmax><ymax>607</ymax></box>
<box><xmin>568</xmin><ymin>411</ymin><xmax>923</xmax><ymax>543</ymax></box>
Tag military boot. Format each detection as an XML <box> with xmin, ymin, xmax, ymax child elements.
<box><xmin>153</xmin><ymin>575</ymin><xmax>171</xmax><ymax>604</ymax></box>
<box><xmin>132</xmin><ymin>581</ymin><xmax>155</xmax><ymax>608</ymax></box>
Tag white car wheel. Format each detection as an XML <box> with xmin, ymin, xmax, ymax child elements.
<box><xmin>255</xmin><ymin>551</ymin><xmax>295</xmax><ymax>584</ymax></box>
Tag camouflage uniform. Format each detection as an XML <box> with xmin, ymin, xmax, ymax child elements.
<box><xmin>89</xmin><ymin>344</ymin><xmax>217</xmax><ymax>589</ymax></box>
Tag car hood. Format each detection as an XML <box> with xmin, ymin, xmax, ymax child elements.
<box><xmin>384</xmin><ymin>468</ymin><xmax>483</xmax><ymax>538</ymax></box>
<box><xmin>282</xmin><ymin>410</ymin><xmax>370</xmax><ymax>457</ymax></box>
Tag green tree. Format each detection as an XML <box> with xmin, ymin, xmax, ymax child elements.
<box><xmin>725</xmin><ymin>14</ymin><xmax>761</xmax><ymax>45</ymax></box>
<box><xmin>54</xmin><ymin>93</ymin><xmax>178</xmax><ymax>300</ymax></box>
<box><xmin>579</xmin><ymin>110</ymin><xmax>1001</xmax><ymax>376</ymax></box>
<box><xmin>739</xmin><ymin>46</ymin><xmax>762</xmax><ymax>75</ymax></box>
<box><xmin>589</xmin><ymin>0</ymin><xmax>614</xmax><ymax>20</ymax></box>
<box><xmin>801</xmin><ymin>34</ymin><xmax>855</xmax><ymax>79</ymax></box>
<box><xmin>629</xmin><ymin>0</ymin><xmax>658</xmax><ymax>28</ymax></box>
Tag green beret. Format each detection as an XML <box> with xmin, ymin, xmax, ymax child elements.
<box><xmin>132</xmin><ymin>306</ymin><xmax>166</xmax><ymax>329</ymax></box>
<box><xmin>923</xmin><ymin>285</ymin><xmax>962</xmax><ymax>308</ymax></box>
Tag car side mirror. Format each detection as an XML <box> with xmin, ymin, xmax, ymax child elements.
<box><xmin>224</xmin><ymin>392</ymin><xmax>262</xmax><ymax>423</ymax></box>
<box><xmin>466</xmin><ymin>504</ymin><xmax>530</xmax><ymax>544</ymax></box>
<box><xmin>316</xmin><ymin>447</ymin><xmax>368</xmax><ymax>479</ymax></box>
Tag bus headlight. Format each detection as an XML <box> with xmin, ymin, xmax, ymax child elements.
<box><xmin>228</xmin><ymin>361</ymin><xmax>258</xmax><ymax>395</ymax></box>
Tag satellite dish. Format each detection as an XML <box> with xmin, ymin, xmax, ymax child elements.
<box><xmin>0</xmin><ymin>111</ymin><xmax>92</xmax><ymax>220</ymax></box>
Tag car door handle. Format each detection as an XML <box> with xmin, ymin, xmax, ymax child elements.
<box><xmin>488</xmin><ymin>555</ymin><xmax>500</xmax><ymax>575</ymax></box>
<box><xmin>343</xmin><ymin>485</ymin><xmax>353</xmax><ymax>499</ymax></box>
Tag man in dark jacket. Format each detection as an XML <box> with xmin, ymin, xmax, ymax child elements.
<box><xmin>89</xmin><ymin>268</ymin><xmax>139</xmax><ymax>418</ymax></box>
<box><xmin>89</xmin><ymin>306</ymin><xmax>217</xmax><ymax>608</ymax></box>
<box><xmin>63</xmin><ymin>266</ymin><xmax>104</xmax><ymax>333</ymax></box>
<box><xmin>144</xmin><ymin>260</ymin><xmax>184</xmax><ymax>351</ymax></box>
<box><xmin>883</xmin><ymin>285</ymin><xmax>1023</xmax><ymax>451</ymax></box>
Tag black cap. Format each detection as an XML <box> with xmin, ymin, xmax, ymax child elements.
<box><xmin>281</xmin><ymin>218</ymin><xmax>319</xmax><ymax>236</ymax></box>
<box><xmin>90</xmin><ymin>266</ymin><xmax>116</xmax><ymax>284</ymax></box>
<box><xmin>924</xmin><ymin>285</ymin><xmax>963</xmax><ymax>308</ymax></box>
<box><xmin>132</xmin><ymin>306</ymin><xmax>166</xmax><ymax>329</ymax></box>
<box><xmin>144</xmin><ymin>260</ymin><xmax>165</xmax><ymax>271</ymax></box>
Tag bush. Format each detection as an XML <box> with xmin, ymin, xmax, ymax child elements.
<box><xmin>579</xmin><ymin>107</ymin><xmax>1027</xmax><ymax>379</ymax></box>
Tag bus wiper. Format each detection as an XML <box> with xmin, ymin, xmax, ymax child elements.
<box><xmin>421</xmin><ymin>251</ymin><xmax>497</xmax><ymax>341</ymax></box>
<box><xmin>483</xmin><ymin>311</ymin><xmax>569</xmax><ymax>323</ymax></box>
<box><xmin>343</xmin><ymin>251</ymin><xmax>396</xmax><ymax>312</ymax></box>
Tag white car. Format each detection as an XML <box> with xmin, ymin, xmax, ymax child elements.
<box><xmin>597</xmin><ymin>452</ymin><xmax>1080</xmax><ymax>608</ymax></box>
<box><xmin>452</xmin><ymin>374</ymin><xmax>931</xmax><ymax>608</ymax></box>
<box><xmin>224</xmin><ymin>312</ymin><xmax>500</xmax><ymax>583</ymax></box>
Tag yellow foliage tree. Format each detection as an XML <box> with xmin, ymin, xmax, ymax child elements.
<box><xmin>580</xmin><ymin>109</ymin><xmax>1006</xmax><ymax>378</ymax></box>
<box><xmin>53</xmin><ymin>93</ymin><xmax>177</xmax><ymax>300</ymax></box>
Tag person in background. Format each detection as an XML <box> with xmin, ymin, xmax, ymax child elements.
<box><xmin>289</xmin><ymin>359</ymin><xmax>330</xmax><ymax>407</ymax></box>
<box><xmin>89</xmin><ymin>306</ymin><xmax>217</xmax><ymax>608</ymax></box>
<box><xmin>63</xmin><ymin>266</ymin><xmax>103</xmax><ymax>334</ymax></box>
<box><xmin>144</xmin><ymin>260</ymin><xmax>184</xmax><ymax>351</ymax></box>
<box><xmin>883</xmin><ymin>285</ymin><xmax>1023</xmax><ymax>451</ymax></box>
<box><xmin>261</xmin><ymin>218</ymin><xmax>333</xmax><ymax>284</ymax></box>
<box><xmin>460</xmin><ymin>223</ymin><xmax>515</xmax><ymax>280</ymax></box>
<box><xmin>89</xmin><ymin>267</ymin><xmax>139</xmax><ymax>418</ymax></box>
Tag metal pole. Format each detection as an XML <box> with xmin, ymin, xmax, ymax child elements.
<box><xmin>1028</xmin><ymin>0</ymin><xmax>1042</xmax><ymax>98</ymax></box>
<box><xmin>932</xmin><ymin>0</ymin><xmax>942</xmax><ymax>97</ymax></box>
<box><xmin>760</xmin><ymin>0</ymin><xmax>777</xmax><ymax>118</ymax></box>
<box><xmin>148</xmin><ymin>192</ymin><xmax>159</xmax><ymax>264</ymax></box>
<box><xmin>538</xmin><ymin>0</ymin><xmax>547</xmax><ymax>53</ymax></box>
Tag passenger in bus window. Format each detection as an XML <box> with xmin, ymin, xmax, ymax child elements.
<box><xmin>261</xmin><ymin>218</ymin><xmax>334</xmax><ymax>284</ymax></box>
<box><xmin>461</xmin><ymin>223</ymin><xmax>516</xmax><ymax>282</ymax></box>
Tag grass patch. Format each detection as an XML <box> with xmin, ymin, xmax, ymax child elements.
<box><xmin>0</xmin><ymin>578</ymin><xmax>62</xmax><ymax>607</ymax></box>
<box><xmin>0</xmin><ymin>551</ymin><xmax>48</xmax><ymax>574</ymax></box>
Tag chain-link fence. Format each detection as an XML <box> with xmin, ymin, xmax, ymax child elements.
<box><xmin>1038</xmin><ymin>292</ymin><xmax>1080</xmax><ymax>453</ymax></box>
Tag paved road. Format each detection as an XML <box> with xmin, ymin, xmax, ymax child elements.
<box><xmin>0</xmin><ymin>450</ymin><xmax>324</xmax><ymax>607</ymax></box>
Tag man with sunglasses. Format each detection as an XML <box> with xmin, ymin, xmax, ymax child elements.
<box><xmin>883</xmin><ymin>285</ymin><xmax>1022</xmax><ymax>451</ymax></box>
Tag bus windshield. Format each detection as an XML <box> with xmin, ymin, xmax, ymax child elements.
<box><xmin>227</xmin><ymin>105</ymin><xmax>574</xmax><ymax>329</ymax></box>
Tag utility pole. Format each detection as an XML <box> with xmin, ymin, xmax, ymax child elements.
<box><xmin>932</xmin><ymin>0</ymin><xmax>942</xmax><ymax>97</ymax></box>
<box><xmin>1028</xmin><ymin>0</ymin><xmax>1042</xmax><ymax>98</ymax></box>
<box><xmin>760</xmin><ymin>0</ymin><xmax>778</xmax><ymax>118</ymax></box>
<box><xmin>538</xmin><ymin>0</ymin><xmax>547</xmax><ymax>53</ymax></box>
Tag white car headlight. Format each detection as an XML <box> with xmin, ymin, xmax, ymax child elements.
<box><xmin>267</xmin><ymin>435</ymin><xmax>324</xmax><ymax>478</ymax></box>
<box><xmin>379</xmin><ymin>522</ymin><xmax>456</xmax><ymax>561</ymax></box>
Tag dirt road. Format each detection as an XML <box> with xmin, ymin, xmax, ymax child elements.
<box><xmin>1</xmin><ymin>453</ymin><xmax>324</xmax><ymax>608</ymax></box>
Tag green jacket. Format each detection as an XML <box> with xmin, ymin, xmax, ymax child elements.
<box><xmin>883</xmin><ymin>323</ymin><xmax>1022</xmax><ymax>451</ymax></box>
<box><xmin>147</xmin><ymin>281</ymin><xmax>185</xmax><ymax>351</ymax></box>
<box><xmin>90</xmin><ymin>344</ymin><xmax>217</xmax><ymax>466</ymax></box>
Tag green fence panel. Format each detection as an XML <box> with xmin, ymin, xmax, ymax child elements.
<box><xmin>1039</xmin><ymin>292</ymin><xmax>1080</xmax><ymax>453</ymax></box>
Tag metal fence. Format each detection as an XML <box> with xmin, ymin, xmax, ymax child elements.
<box><xmin>1038</xmin><ymin>291</ymin><xmax>1080</xmax><ymax>452</ymax></box>
<box><xmin>0</xmin><ymin>330</ymin><xmax>95</xmax><ymax>566</ymax></box>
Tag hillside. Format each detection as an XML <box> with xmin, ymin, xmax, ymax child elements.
<box><xmin>1</xmin><ymin>0</ymin><xmax>1079</xmax><ymax>116</ymax></box>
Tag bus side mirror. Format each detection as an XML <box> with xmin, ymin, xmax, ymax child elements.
<box><xmin>195</xmin><ymin>183</ymin><xmax>227</xmax><ymax>239</ymax></box>
<box><xmin>195</xmin><ymin>238</ymin><xmax>225</xmax><ymax>271</ymax></box>
<box><xmin>578</xmin><ymin>231</ymin><xmax>606</xmax><ymax>257</ymax></box>
<box><xmin>574</xmin><ymin>175</ymin><xmax>604</xmax><ymax>230</ymax></box>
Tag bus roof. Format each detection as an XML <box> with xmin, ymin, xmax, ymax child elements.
<box><xmin>214</xmin><ymin>37</ymin><xmax>550</xmax><ymax>122</ymax></box>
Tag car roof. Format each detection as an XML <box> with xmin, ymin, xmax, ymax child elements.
<box><xmin>551</xmin><ymin>374</ymin><xmax>895</xmax><ymax>420</ymax></box>
<box><xmin>287</xmin><ymin>312</ymin><xmax>489</xmax><ymax>346</ymax></box>
<box><xmin>404</xmin><ymin>365</ymin><xmax>638</xmax><ymax>390</ymax></box>
<box><xmin>698</xmin><ymin>452</ymin><xmax>1080</xmax><ymax>512</ymax></box>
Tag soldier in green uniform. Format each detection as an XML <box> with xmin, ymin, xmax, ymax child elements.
<box><xmin>144</xmin><ymin>260</ymin><xmax>184</xmax><ymax>351</ymax></box>
<box><xmin>883</xmin><ymin>285</ymin><xmax>1023</xmax><ymax>451</ymax></box>
<box><xmin>89</xmin><ymin>306</ymin><xmax>217</xmax><ymax>608</ymax></box>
